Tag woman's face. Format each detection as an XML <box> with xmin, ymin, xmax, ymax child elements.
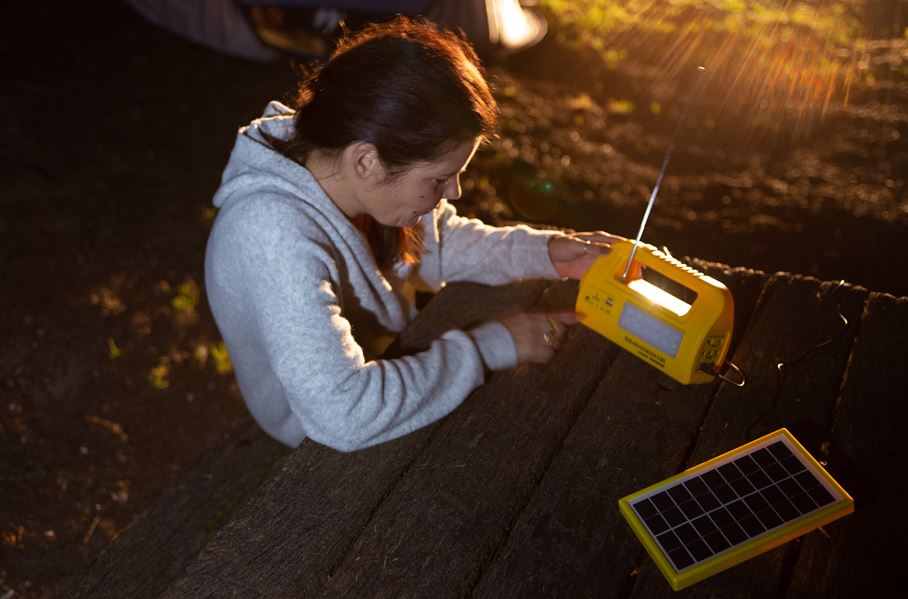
<box><xmin>364</xmin><ymin>138</ymin><xmax>480</xmax><ymax>227</ymax></box>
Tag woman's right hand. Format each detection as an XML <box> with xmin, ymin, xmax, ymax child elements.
<box><xmin>499</xmin><ymin>311</ymin><xmax>577</xmax><ymax>364</ymax></box>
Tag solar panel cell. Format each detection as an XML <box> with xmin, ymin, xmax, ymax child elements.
<box><xmin>712</xmin><ymin>483</ymin><xmax>737</xmax><ymax>503</ymax></box>
<box><xmin>764</xmin><ymin>462</ymin><xmax>787</xmax><ymax>480</ymax></box>
<box><xmin>657</xmin><ymin>529</ymin><xmax>683</xmax><ymax>551</ymax></box>
<box><xmin>794</xmin><ymin>470</ymin><xmax>820</xmax><ymax>491</ymax></box>
<box><xmin>755</xmin><ymin>508</ymin><xmax>783</xmax><ymax>529</ymax></box>
<box><xmin>645</xmin><ymin>513</ymin><xmax>671</xmax><ymax>534</ymax></box>
<box><xmin>703</xmin><ymin>530</ymin><xmax>731</xmax><ymax>553</ymax></box>
<box><xmin>738</xmin><ymin>515</ymin><xmax>765</xmax><ymax>536</ymax></box>
<box><xmin>729</xmin><ymin>476</ymin><xmax>755</xmax><ymax>495</ymax></box>
<box><xmin>687</xmin><ymin>538</ymin><xmax>713</xmax><ymax>561</ymax></box>
<box><xmin>675</xmin><ymin>522</ymin><xmax>699</xmax><ymax>544</ymax></box>
<box><xmin>701</xmin><ymin>470</ymin><xmax>724</xmax><ymax>488</ymax></box>
<box><xmin>746</xmin><ymin>469</ymin><xmax>772</xmax><ymax>489</ymax></box>
<box><xmin>766</xmin><ymin>441</ymin><xmax>791</xmax><ymax>460</ymax></box>
<box><xmin>692</xmin><ymin>515</ymin><xmax>717</xmax><ymax>536</ymax></box>
<box><xmin>780</xmin><ymin>454</ymin><xmax>806</xmax><ymax>475</ymax></box>
<box><xmin>772</xmin><ymin>499</ymin><xmax>800</xmax><ymax>521</ymax></box>
<box><xmin>726</xmin><ymin>500</ymin><xmax>751</xmax><ymax>520</ymax></box>
<box><xmin>684</xmin><ymin>477</ymin><xmax>709</xmax><ymax>496</ymax></box>
<box><xmin>696</xmin><ymin>491</ymin><xmax>720</xmax><ymax>511</ymax></box>
<box><xmin>668</xmin><ymin>485</ymin><xmax>694</xmax><ymax>504</ymax></box>
<box><xmin>668</xmin><ymin>546</ymin><xmax>695</xmax><ymax>570</ymax></box>
<box><xmin>750</xmin><ymin>447</ymin><xmax>775</xmax><ymax>468</ymax></box>
<box><xmin>760</xmin><ymin>485</ymin><xmax>786</xmax><ymax>505</ymax></box>
<box><xmin>734</xmin><ymin>454</ymin><xmax>760</xmax><ymax>475</ymax></box>
<box><xmin>652</xmin><ymin>491</ymin><xmax>674</xmax><ymax>511</ymax></box>
<box><xmin>718</xmin><ymin>462</ymin><xmax>743</xmax><ymax>482</ymax></box>
<box><xmin>709</xmin><ymin>507</ymin><xmax>734</xmax><ymax>528</ymax></box>
<box><xmin>720</xmin><ymin>522</ymin><xmax>748</xmax><ymax>545</ymax></box>
<box><xmin>790</xmin><ymin>492</ymin><xmax>817</xmax><ymax>514</ymax></box>
<box><xmin>744</xmin><ymin>493</ymin><xmax>770</xmax><ymax>514</ymax></box>
<box><xmin>807</xmin><ymin>485</ymin><xmax>834</xmax><ymax>506</ymax></box>
<box><xmin>679</xmin><ymin>499</ymin><xmax>704</xmax><ymax>519</ymax></box>
<box><xmin>778</xmin><ymin>477</ymin><xmax>802</xmax><ymax>498</ymax></box>
<box><xmin>635</xmin><ymin>498</ymin><xmax>657</xmax><ymax>519</ymax></box>
<box><xmin>663</xmin><ymin>506</ymin><xmax>687</xmax><ymax>527</ymax></box>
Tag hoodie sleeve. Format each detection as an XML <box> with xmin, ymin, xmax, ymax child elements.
<box><xmin>215</xmin><ymin>200</ymin><xmax>501</xmax><ymax>452</ymax></box>
<box><xmin>413</xmin><ymin>200</ymin><xmax>561</xmax><ymax>290</ymax></box>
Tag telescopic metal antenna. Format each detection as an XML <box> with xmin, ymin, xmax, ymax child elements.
<box><xmin>622</xmin><ymin>66</ymin><xmax>709</xmax><ymax>282</ymax></box>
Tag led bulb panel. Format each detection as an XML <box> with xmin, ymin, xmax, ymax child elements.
<box><xmin>619</xmin><ymin>302</ymin><xmax>684</xmax><ymax>357</ymax></box>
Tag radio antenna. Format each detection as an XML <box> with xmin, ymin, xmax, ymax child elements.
<box><xmin>622</xmin><ymin>66</ymin><xmax>708</xmax><ymax>282</ymax></box>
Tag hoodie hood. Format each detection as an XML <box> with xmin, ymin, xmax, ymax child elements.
<box><xmin>213</xmin><ymin>101</ymin><xmax>314</xmax><ymax>210</ymax></box>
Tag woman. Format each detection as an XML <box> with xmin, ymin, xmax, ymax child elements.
<box><xmin>205</xmin><ymin>17</ymin><xmax>619</xmax><ymax>451</ymax></box>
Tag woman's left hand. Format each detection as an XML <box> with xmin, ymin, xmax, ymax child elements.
<box><xmin>548</xmin><ymin>231</ymin><xmax>626</xmax><ymax>280</ymax></box>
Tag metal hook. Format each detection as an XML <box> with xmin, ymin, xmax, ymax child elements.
<box><xmin>716</xmin><ymin>360</ymin><xmax>746</xmax><ymax>387</ymax></box>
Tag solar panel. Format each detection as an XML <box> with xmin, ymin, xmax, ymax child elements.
<box><xmin>619</xmin><ymin>428</ymin><xmax>853</xmax><ymax>591</ymax></box>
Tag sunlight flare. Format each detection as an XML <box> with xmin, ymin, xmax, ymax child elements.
<box><xmin>541</xmin><ymin>0</ymin><xmax>864</xmax><ymax>137</ymax></box>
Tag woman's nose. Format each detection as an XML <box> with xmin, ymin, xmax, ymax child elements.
<box><xmin>444</xmin><ymin>176</ymin><xmax>462</xmax><ymax>201</ymax></box>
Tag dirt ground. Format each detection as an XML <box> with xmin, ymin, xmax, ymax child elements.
<box><xmin>1</xmin><ymin>2</ymin><xmax>905</xmax><ymax>597</ymax></box>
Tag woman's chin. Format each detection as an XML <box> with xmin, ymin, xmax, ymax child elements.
<box><xmin>400</xmin><ymin>212</ymin><xmax>425</xmax><ymax>227</ymax></box>
<box><xmin>378</xmin><ymin>210</ymin><xmax>428</xmax><ymax>228</ymax></box>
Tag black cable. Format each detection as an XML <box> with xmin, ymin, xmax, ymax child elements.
<box><xmin>744</xmin><ymin>280</ymin><xmax>849</xmax><ymax>440</ymax></box>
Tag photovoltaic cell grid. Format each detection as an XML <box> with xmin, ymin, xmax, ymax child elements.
<box><xmin>630</xmin><ymin>437</ymin><xmax>838</xmax><ymax>571</ymax></box>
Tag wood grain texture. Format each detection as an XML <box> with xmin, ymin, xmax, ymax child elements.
<box><xmin>68</xmin><ymin>417</ymin><xmax>285</xmax><ymax>599</ymax></box>
<box><xmin>473</xmin><ymin>268</ymin><xmax>768</xmax><ymax>598</ymax></box>
<box><xmin>322</xmin><ymin>280</ymin><xmax>619</xmax><ymax>598</ymax></box>
<box><xmin>786</xmin><ymin>293</ymin><xmax>908</xmax><ymax>598</ymax></box>
<box><xmin>161</xmin><ymin>431</ymin><xmax>433</xmax><ymax>598</ymax></box>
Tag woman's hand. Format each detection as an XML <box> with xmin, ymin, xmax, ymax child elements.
<box><xmin>499</xmin><ymin>310</ymin><xmax>577</xmax><ymax>364</ymax></box>
<box><xmin>548</xmin><ymin>231</ymin><xmax>626</xmax><ymax>280</ymax></box>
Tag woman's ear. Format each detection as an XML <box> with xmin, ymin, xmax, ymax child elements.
<box><xmin>348</xmin><ymin>141</ymin><xmax>383</xmax><ymax>182</ymax></box>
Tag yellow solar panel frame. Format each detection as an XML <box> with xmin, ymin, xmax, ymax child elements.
<box><xmin>618</xmin><ymin>429</ymin><xmax>854</xmax><ymax>591</ymax></box>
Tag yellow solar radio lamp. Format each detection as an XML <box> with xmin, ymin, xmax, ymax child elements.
<box><xmin>576</xmin><ymin>239</ymin><xmax>740</xmax><ymax>386</ymax></box>
<box><xmin>574</xmin><ymin>66</ymin><xmax>742</xmax><ymax>385</ymax></box>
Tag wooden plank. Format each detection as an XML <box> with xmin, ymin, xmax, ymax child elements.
<box><xmin>393</xmin><ymin>279</ymin><xmax>550</xmax><ymax>354</ymax></box>
<box><xmin>68</xmin><ymin>417</ymin><xmax>286</xmax><ymax>599</ymax></box>
<box><xmin>162</xmin><ymin>430</ymin><xmax>434</xmax><ymax>598</ymax></box>
<box><xmin>629</xmin><ymin>275</ymin><xmax>868</xmax><ymax>598</ymax></box>
<box><xmin>158</xmin><ymin>280</ymin><xmax>551</xmax><ymax>597</ymax></box>
<box><xmin>786</xmin><ymin>293</ymin><xmax>908</xmax><ymax>597</ymax></box>
<box><xmin>321</xmin><ymin>279</ymin><xmax>622</xmax><ymax>597</ymax></box>
<box><xmin>472</xmin><ymin>268</ymin><xmax>767</xmax><ymax>598</ymax></box>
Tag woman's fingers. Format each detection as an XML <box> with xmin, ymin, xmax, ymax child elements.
<box><xmin>549</xmin><ymin>232</ymin><xmax>628</xmax><ymax>280</ymax></box>
<box><xmin>575</xmin><ymin>230</ymin><xmax>626</xmax><ymax>245</ymax></box>
<box><xmin>546</xmin><ymin>310</ymin><xmax>578</xmax><ymax>349</ymax></box>
<box><xmin>576</xmin><ymin>232</ymin><xmax>624</xmax><ymax>255</ymax></box>
<box><xmin>499</xmin><ymin>311</ymin><xmax>579</xmax><ymax>364</ymax></box>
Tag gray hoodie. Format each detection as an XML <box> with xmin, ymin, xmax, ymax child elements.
<box><xmin>205</xmin><ymin>101</ymin><xmax>560</xmax><ymax>450</ymax></box>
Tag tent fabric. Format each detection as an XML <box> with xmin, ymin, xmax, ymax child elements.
<box><xmin>127</xmin><ymin>0</ymin><xmax>281</xmax><ymax>60</ymax></box>
<box><xmin>238</xmin><ymin>1</ymin><xmax>432</xmax><ymax>12</ymax></box>
<box><xmin>127</xmin><ymin>0</ymin><xmax>546</xmax><ymax>61</ymax></box>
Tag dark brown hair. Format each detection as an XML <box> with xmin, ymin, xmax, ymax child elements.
<box><xmin>278</xmin><ymin>16</ymin><xmax>499</xmax><ymax>266</ymax></box>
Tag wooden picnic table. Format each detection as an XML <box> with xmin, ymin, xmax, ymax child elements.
<box><xmin>71</xmin><ymin>259</ymin><xmax>907</xmax><ymax>598</ymax></box>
